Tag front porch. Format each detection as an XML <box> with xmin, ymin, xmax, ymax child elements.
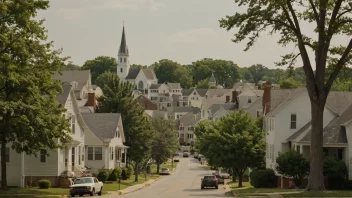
<box><xmin>115</xmin><ymin>146</ymin><xmax>128</xmax><ymax>168</ymax></box>
<box><xmin>59</xmin><ymin>141</ymin><xmax>88</xmax><ymax>178</ymax></box>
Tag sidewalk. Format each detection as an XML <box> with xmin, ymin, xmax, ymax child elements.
<box><xmin>116</xmin><ymin>177</ymin><xmax>163</xmax><ymax>195</ymax></box>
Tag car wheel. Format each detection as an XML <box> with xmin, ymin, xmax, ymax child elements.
<box><xmin>215</xmin><ymin>185</ymin><xmax>218</xmax><ymax>189</ymax></box>
<box><xmin>70</xmin><ymin>194</ymin><xmax>75</xmax><ymax>197</ymax></box>
<box><xmin>98</xmin><ymin>187</ymin><xmax>103</xmax><ymax>196</ymax></box>
<box><xmin>79</xmin><ymin>194</ymin><xmax>83</xmax><ymax>197</ymax></box>
<box><xmin>201</xmin><ymin>186</ymin><xmax>204</xmax><ymax>189</ymax></box>
<box><xmin>90</xmin><ymin>188</ymin><xmax>95</xmax><ymax>196</ymax></box>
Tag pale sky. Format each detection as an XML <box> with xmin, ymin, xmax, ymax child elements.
<box><xmin>37</xmin><ymin>0</ymin><xmax>349</xmax><ymax>69</ymax></box>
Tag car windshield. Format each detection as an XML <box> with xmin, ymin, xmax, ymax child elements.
<box><xmin>204</xmin><ymin>176</ymin><xmax>215</xmax><ymax>180</ymax></box>
<box><xmin>162</xmin><ymin>168</ymin><xmax>168</xmax><ymax>171</ymax></box>
<box><xmin>74</xmin><ymin>178</ymin><xmax>94</xmax><ymax>184</ymax></box>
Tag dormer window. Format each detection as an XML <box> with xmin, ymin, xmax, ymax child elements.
<box><xmin>290</xmin><ymin>114</ymin><xmax>297</xmax><ymax>129</ymax></box>
<box><xmin>193</xmin><ymin>92</ymin><xmax>196</xmax><ymax>95</ymax></box>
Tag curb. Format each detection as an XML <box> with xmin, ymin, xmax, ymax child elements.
<box><xmin>117</xmin><ymin>176</ymin><xmax>163</xmax><ymax>195</ymax></box>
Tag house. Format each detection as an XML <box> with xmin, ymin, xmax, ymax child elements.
<box><xmin>182</xmin><ymin>89</ymin><xmax>208</xmax><ymax>108</ymax></box>
<box><xmin>201</xmin><ymin>103</ymin><xmax>236</xmax><ymax>121</ymax></box>
<box><xmin>167</xmin><ymin>106</ymin><xmax>201</xmax><ymax>120</ymax></box>
<box><xmin>1</xmin><ymin>84</ymin><xmax>88</xmax><ymax>187</ymax></box>
<box><xmin>175</xmin><ymin>112</ymin><xmax>201</xmax><ymax>145</ymax></box>
<box><xmin>262</xmin><ymin>82</ymin><xmax>352</xmax><ymax>180</ymax></box>
<box><xmin>145</xmin><ymin>110</ymin><xmax>168</xmax><ymax>120</ymax></box>
<box><xmin>81</xmin><ymin>113</ymin><xmax>128</xmax><ymax>174</ymax></box>
<box><xmin>116</xmin><ymin>25</ymin><xmax>158</xmax><ymax>93</ymax></box>
<box><xmin>136</xmin><ymin>95</ymin><xmax>158</xmax><ymax>110</ymax></box>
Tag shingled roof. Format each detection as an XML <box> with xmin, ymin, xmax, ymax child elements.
<box><xmin>81</xmin><ymin>113</ymin><xmax>123</xmax><ymax>141</ymax></box>
<box><xmin>125</xmin><ymin>68</ymin><xmax>140</xmax><ymax>80</ymax></box>
<box><xmin>141</xmin><ymin>69</ymin><xmax>157</xmax><ymax>80</ymax></box>
<box><xmin>209</xmin><ymin>103</ymin><xmax>236</xmax><ymax>114</ymax></box>
<box><xmin>53</xmin><ymin>70</ymin><xmax>91</xmax><ymax>90</ymax></box>
<box><xmin>56</xmin><ymin>84</ymin><xmax>72</xmax><ymax>106</ymax></box>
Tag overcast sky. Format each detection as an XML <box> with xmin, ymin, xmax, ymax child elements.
<box><xmin>37</xmin><ymin>0</ymin><xmax>349</xmax><ymax>69</ymax></box>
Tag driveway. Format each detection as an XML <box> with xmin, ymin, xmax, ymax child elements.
<box><xmin>99</xmin><ymin>156</ymin><xmax>228</xmax><ymax>198</ymax></box>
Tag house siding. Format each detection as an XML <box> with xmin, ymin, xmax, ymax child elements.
<box><xmin>0</xmin><ymin>144</ymin><xmax>22</xmax><ymax>187</ymax></box>
<box><xmin>24</xmin><ymin>149</ymin><xmax>59</xmax><ymax>176</ymax></box>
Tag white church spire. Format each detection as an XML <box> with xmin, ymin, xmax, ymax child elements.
<box><xmin>117</xmin><ymin>24</ymin><xmax>130</xmax><ymax>80</ymax></box>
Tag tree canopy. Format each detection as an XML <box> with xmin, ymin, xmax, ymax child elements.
<box><xmin>0</xmin><ymin>0</ymin><xmax>71</xmax><ymax>189</ymax></box>
<box><xmin>220</xmin><ymin>0</ymin><xmax>352</xmax><ymax>191</ymax></box>
<box><xmin>195</xmin><ymin>111</ymin><xmax>265</xmax><ymax>187</ymax></box>
<box><xmin>81</xmin><ymin>56</ymin><xmax>117</xmax><ymax>84</ymax></box>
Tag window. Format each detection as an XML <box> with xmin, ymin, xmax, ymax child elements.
<box><xmin>5</xmin><ymin>148</ymin><xmax>9</xmax><ymax>162</ymax></box>
<box><xmin>167</xmin><ymin>103</ymin><xmax>171</xmax><ymax>107</ymax></box>
<box><xmin>248</xmin><ymin>97</ymin><xmax>252</xmax><ymax>103</ymax></box>
<box><xmin>193</xmin><ymin>92</ymin><xmax>196</xmax><ymax>95</ymax></box>
<box><xmin>39</xmin><ymin>150</ymin><xmax>46</xmax><ymax>163</ymax></box>
<box><xmin>124</xmin><ymin>57</ymin><xmax>126</xmax><ymax>62</ymax></box>
<box><xmin>181</xmin><ymin>133</ymin><xmax>184</xmax><ymax>138</ymax></box>
<box><xmin>179</xmin><ymin>124</ymin><xmax>184</xmax><ymax>131</ymax></box>
<box><xmin>71</xmin><ymin>115</ymin><xmax>76</xmax><ymax>134</ymax></box>
<box><xmin>120</xmin><ymin>57</ymin><xmax>122</xmax><ymax>62</ymax></box>
<box><xmin>88</xmin><ymin>147</ymin><xmax>94</xmax><ymax>160</ymax></box>
<box><xmin>296</xmin><ymin>145</ymin><xmax>300</xmax><ymax>153</ymax></box>
<box><xmin>94</xmin><ymin>147</ymin><xmax>102</xmax><ymax>160</ymax></box>
<box><xmin>256</xmin><ymin>110</ymin><xmax>261</xmax><ymax>118</ymax></box>
<box><xmin>72</xmin><ymin>147</ymin><xmax>75</xmax><ymax>168</ymax></box>
<box><xmin>266</xmin><ymin>143</ymin><xmax>268</xmax><ymax>158</ymax></box>
<box><xmin>290</xmin><ymin>114</ymin><xmax>297</xmax><ymax>129</ymax></box>
<box><xmin>120</xmin><ymin>68</ymin><xmax>123</xmax><ymax>73</ymax></box>
<box><xmin>338</xmin><ymin>149</ymin><xmax>343</xmax><ymax>161</ymax></box>
<box><xmin>188</xmin><ymin>126</ymin><xmax>193</xmax><ymax>131</ymax></box>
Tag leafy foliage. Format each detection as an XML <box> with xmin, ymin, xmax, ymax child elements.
<box><xmin>81</xmin><ymin>56</ymin><xmax>117</xmax><ymax>84</ymax></box>
<box><xmin>279</xmin><ymin>78</ymin><xmax>303</xmax><ymax>89</ymax></box>
<box><xmin>275</xmin><ymin>150</ymin><xmax>309</xmax><ymax>187</ymax></box>
<box><xmin>150</xmin><ymin>117</ymin><xmax>179</xmax><ymax>173</ymax></box>
<box><xmin>97</xmin><ymin>170</ymin><xmax>109</xmax><ymax>182</ymax></box>
<box><xmin>249</xmin><ymin>169</ymin><xmax>276</xmax><ymax>188</ymax></box>
<box><xmin>195</xmin><ymin>111</ymin><xmax>265</xmax><ymax>187</ymax></box>
<box><xmin>323</xmin><ymin>156</ymin><xmax>347</xmax><ymax>189</ymax></box>
<box><xmin>38</xmin><ymin>180</ymin><xmax>51</xmax><ymax>189</ymax></box>
<box><xmin>95</xmin><ymin>72</ymin><xmax>153</xmax><ymax>182</ymax></box>
<box><xmin>0</xmin><ymin>0</ymin><xmax>71</xmax><ymax>189</ymax></box>
<box><xmin>62</xmin><ymin>62</ymin><xmax>80</xmax><ymax>71</ymax></box>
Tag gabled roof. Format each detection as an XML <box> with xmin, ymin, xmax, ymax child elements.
<box><xmin>168</xmin><ymin>106</ymin><xmax>200</xmax><ymax>114</ymax></box>
<box><xmin>56</xmin><ymin>84</ymin><xmax>72</xmax><ymax>106</ymax></box>
<box><xmin>209</xmin><ymin>103</ymin><xmax>236</xmax><ymax>114</ymax></box>
<box><xmin>175</xmin><ymin>112</ymin><xmax>201</xmax><ymax>127</ymax></box>
<box><xmin>53</xmin><ymin>70</ymin><xmax>91</xmax><ymax>90</ymax></box>
<box><xmin>182</xmin><ymin>89</ymin><xmax>193</xmax><ymax>96</ymax></box>
<box><xmin>265</xmin><ymin>89</ymin><xmax>302</xmax><ymax>117</ymax></box>
<box><xmin>81</xmin><ymin>113</ymin><xmax>123</xmax><ymax>141</ymax></box>
<box><xmin>150</xmin><ymin>84</ymin><xmax>162</xmax><ymax>89</ymax></box>
<box><xmin>145</xmin><ymin>110</ymin><xmax>168</xmax><ymax>119</ymax></box>
<box><xmin>118</xmin><ymin>25</ymin><xmax>129</xmax><ymax>55</ymax></box>
<box><xmin>195</xmin><ymin>89</ymin><xmax>208</xmax><ymax>97</ymax></box>
<box><xmin>167</xmin><ymin>83</ymin><xmax>181</xmax><ymax>90</ymax></box>
<box><xmin>141</xmin><ymin>69</ymin><xmax>157</xmax><ymax>80</ymax></box>
<box><xmin>206</xmin><ymin>89</ymin><xmax>233</xmax><ymax>98</ymax></box>
<box><xmin>125</xmin><ymin>68</ymin><xmax>140</xmax><ymax>79</ymax></box>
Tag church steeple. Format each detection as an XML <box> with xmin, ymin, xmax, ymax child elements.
<box><xmin>118</xmin><ymin>24</ymin><xmax>129</xmax><ymax>55</ymax></box>
<box><xmin>117</xmin><ymin>23</ymin><xmax>130</xmax><ymax>81</ymax></box>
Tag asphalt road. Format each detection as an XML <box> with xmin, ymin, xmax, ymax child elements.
<box><xmin>102</xmin><ymin>156</ymin><xmax>228</xmax><ymax>198</ymax></box>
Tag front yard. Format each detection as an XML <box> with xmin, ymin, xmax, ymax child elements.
<box><xmin>0</xmin><ymin>161</ymin><xmax>179</xmax><ymax>197</ymax></box>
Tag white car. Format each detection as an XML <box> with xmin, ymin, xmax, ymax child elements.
<box><xmin>159</xmin><ymin>168</ymin><xmax>171</xmax><ymax>175</ymax></box>
<box><xmin>70</xmin><ymin>177</ymin><xmax>103</xmax><ymax>197</ymax></box>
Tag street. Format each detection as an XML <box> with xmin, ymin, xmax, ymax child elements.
<box><xmin>100</xmin><ymin>156</ymin><xmax>228</xmax><ymax>198</ymax></box>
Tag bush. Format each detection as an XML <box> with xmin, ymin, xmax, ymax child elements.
<box><xmin>108</xmin><ymin>167</ymin><xmax>122</xmax><ymax>181</ymax></box>
<box><xmin>126</xmin><ymin>164</ymin><xmax>134</xmax><ymax>179</ymax></box>
<box><xmin>324</xmin><ymin>156</ymin><xmax>347</xmax><ymax>190</ymax></box>
<box><xmin>250</xmin><ymin>169</ymin><xmax>276</xmax><ymax>188</ymax></box>
<box><xmin>146</xmin><ymin>165</ymin><xmax>151</xmax><ymax>174</ymax></box>
<box><xmin>97</xmin><ymin>169</ymin><xmax>109</xmax><ymax>183</ymax></box>
<box><xmin>38</xmin><ymin>180</ymin><xmax>51</xmax><ymax>189</ymax></box>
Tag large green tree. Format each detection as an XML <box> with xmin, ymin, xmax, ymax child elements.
<box><xmin>95</xmin><ymin>72</ymin><xmax>153</xmax><ymax>182</ymax></box>
<box><xmin>150</xmin><ymin>117</ymin><xmax>179</xmax><ymax>173</ymax></box>
<box><xmin>81</xmin><ymin>56</ymin><xmax>117</xmax><ymax>84</ymax></box>
<box><xmin>220</xmin><ymin>0</ymin><xmax>352</xmax><ymax>191</ymax></box>
<box><xmin>280</xmin><ymin>78</ymin><xmax>303</xmax><ymax>89</ymax></box>
<box><xmin>195</xmin><ymin>111</ymin><xmax>265</xmax><ymax>187</ymax></box>
<box><xmin>62</xmin><ymin>61</ymin><xmax>80</xmax><ymax>71</ymax></box>
<box><xmin>0</xmin><ymin>0</ymin><xmax>71</xmax><ymax>189</ymax></box>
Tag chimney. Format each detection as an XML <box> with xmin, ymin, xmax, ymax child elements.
<box><xmin>226</xmin><ymin>95</ymin><xmax>230</xmax><ymax>103</ymax></box>
<box><xmin>87</xmin><ymin>92</ymin><xmax>97</xmax><ymax>109</ymax></box>
<box><xmin>262</xmin><ymin>81</ymin><xmax>272</xmax><ymax>114</ymax></box>
<box><xmin>231</xmin><ymin>91</ymin><xmax>238</xmax><ymax>103</ymax></box>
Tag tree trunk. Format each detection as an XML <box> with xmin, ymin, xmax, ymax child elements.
<box><xmin>156</xmin><ymin>163</ymin><xmax>160</xmax><ymax>174</ymax></box>
<box><xmin>1</xmin><ymin>137</ymin><xmax>7</xmax><ymax>190</ymax></box>
<box><xmin>238</xmin><ymin>173</ymin><xmax>243</xmax><ymax>188</ymax></box>
<box><xmin>305</xmin><ymin>100</ymin><xmax>326</xmax><ymax>191</ymax></box>
<box><xmin>134</xmin><ymin>161</ymin><xmax>139</xmax><ymax>182</ymax></box>
<box><xmin>231</xmin><ymin>169</ymin><xmax>236</xmax><ymax>182</ymax></box>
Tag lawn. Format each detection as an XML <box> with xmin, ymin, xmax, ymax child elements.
<box><xmin>228</xmin><ymin>181</ymin><xmax>302</xmax><ymax>197</ymax></box>
<box><xmin>282</xmin><ymin>190</ymin><xmax>352</xmax><ymax>197</ymax></box>
<box><xmin>104</xmin><ymin>161</ymin><xmax>179</xmax><ymax>191</ymax></box>
<box><xmin>0</xmin><ymin>187</ymin><xmax>69</xmax><ymax>195</ymax></box>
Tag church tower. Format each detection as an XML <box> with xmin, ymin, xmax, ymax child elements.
<box><xmin>117</xmin><ymin>25</ymin><xmax>130</xmax><ymax>80</ymax></box>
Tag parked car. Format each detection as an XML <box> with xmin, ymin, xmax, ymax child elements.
<box><xmin>173</xmin><ymin>156</ymin><xmax>180</xmax><ymax>162</ymax></box>
<box><xmin>219</xmin><ymin>170</ymin><xmax>230</xmax><ymax>179</ymax></box>
<box><xmin>183</xmin><ymin>152</ymin><xmax>189</xmax><ymax>157</ymax></box>
<box><xmin>194</xmin><ymin>152</ymin><xmax>199</xmax><ymax>158</ymax></box>
<box><xmin>70</xmin><ymin>177</ymin><xmax>103</xmax><ymax>197</ymax></box>
<box><xmin>201</xmin><ymin>175</ymin><xmax>218</xmax><ymax>189</ymax></box>
<box><xmin>159</xmin><ymin>168</ymin><xmax>171</xmax><ymax>175</ymax></box>
<box><xmin>198</xmin><ymin>154</ymin><xmax>204</xmax><ymax>161</ymax></box>
<box><xmin>215</xmin><ymin>174</ymin><xmax>225</xmax><ymax>184</ymax></box>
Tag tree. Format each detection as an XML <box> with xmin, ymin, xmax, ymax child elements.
<box><xmin>95</xmin><ymin>72</ymin><xmax>154</xmax><ymax>182</ymax></box>
<box><xmin>150</xmin><ymin>118</ymin><xmax>179</xmax><ymax>173</ymax></box>
<box><xmin>0</xmin><ymin>0</ymin><xmax>71</xmax><ymax>189</ymax></box>
<box><xmin>195</xmin><ymin>79</ymin><xmax>210</xmax><ymax>89</ymax></box>
<box><xmin>62</xmin><ymin>61</ymin><xmax>80</xmax><ymax>71</ymax></box>
<box><xmin>196</xmin><ymin>111</ymin><xmax>265</xmax><ymax>187</ymax></box>
<box><xmin>248</xmin><ymin>64</ymin><xmax>267</xmax><ymax>83</ymax></box>
<box><xmin>220</xmin><ymin>1</ymin><xmax>352</xmax><ymax>191</ymax></box>
<box><xmin>276</xmin><ymin>150</ymin><xmax>310</xmax><ymax>188</ymax></box>
<box><xmin>81</xmin><ymin>56</ymin><xmax>117</xmax><ymax>84</ymax></box>
<box><xmin>280</xmin><ymin>78</ymin><xmax>303</xmax><ymax>89</ymax></box>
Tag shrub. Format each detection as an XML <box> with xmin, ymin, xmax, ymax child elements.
<box><xmin>107</xmin><ymin>167</ymin><xmax>121</xmax><ymax>181</ymax></box>
<box><xmin>126</xmin><ymin>164</ymin><xmax>134</xmax><ymax>179</ymax></box>
<box><xmin>38</xmin><ymin>180</ymin><xmax>51</xmax><ymax>189</ymax></box>
<box><xmin>250</xmin><ymin>169</ymin><xmax>276</xmax><ymax>188</ymax></box>
<box><xmin>97</xmin><ymin>169</ymin><xmax>109</xmax><ymax>183</ymax></box>
<box><xmin>146</xmin><ymin>165</ymin><xmax>151</xmax><ymax>174</ymax></box>
<box><xmin>324</xmin><ymin>156</ymin><xmax>347</xmax><ymax>190</ymax></box>
<box><xmin>275</xmin><ymin>150</ymin><xmax>309</xmax><ymax>187</ymax></box>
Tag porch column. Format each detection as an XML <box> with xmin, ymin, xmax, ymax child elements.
<box><xmin>299</xmin><ymin>145</ymin><xmax>303</xmax><ymax>154</ymax></box>
<box><xmin>124</xmin><ymin>149</ymin><xmax>127</xmax><ymax>164</ymax></box>
<box><xmin>20</xmin><ymin>151</ymin><xmax>25</xmax><ymax>187</ymax></box>
<box><xmin>67</xmin><ymin>146</ymin><xmax>72</xmax><ymax>171</ymax></box>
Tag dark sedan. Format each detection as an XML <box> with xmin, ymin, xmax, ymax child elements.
<box><xmin>201</xmin><ymin>175</ymin><xmax>218</xmax><ymax>189</ymax></box>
